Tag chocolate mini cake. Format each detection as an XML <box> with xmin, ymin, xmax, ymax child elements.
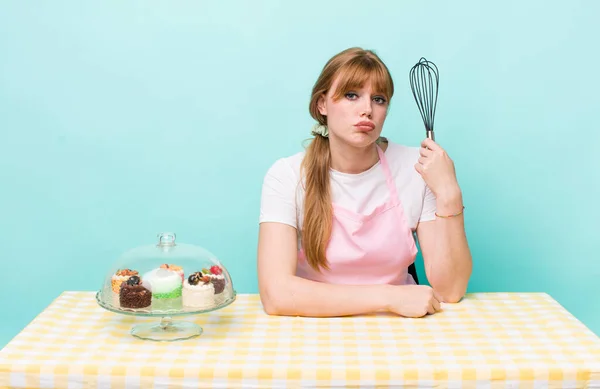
<box><xmin>119</xmin><ymin>276</ymin><xmax>152</xmax><ymax>309</ymax></box>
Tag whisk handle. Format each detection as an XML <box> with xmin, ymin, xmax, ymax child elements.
<box><xmin>427</xmin><ymin>130</ymin><xmax>435</xmax><ymax>141</ymax></box>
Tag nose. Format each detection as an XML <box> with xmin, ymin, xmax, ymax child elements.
<box><xmin>360</xmin><ymin>99</ymin><xmax>372</xmax><ymax>117</ymax></box>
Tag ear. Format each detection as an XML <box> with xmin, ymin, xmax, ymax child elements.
<box><xmin>317</xmin><ymin>94</ymin><xmax>327</xmax><ymax>116</ymax></box>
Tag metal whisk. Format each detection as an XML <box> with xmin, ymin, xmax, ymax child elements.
<box><xmin>409</xmin><ymin>57</ymin><xmax>439</xmax><ymax>141</ymax></box>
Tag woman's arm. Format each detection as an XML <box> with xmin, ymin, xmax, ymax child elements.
<box><xmin>257</xmin><ymin>222</ymin><xmax>443</xmax><ymax>317</ymax></box>
<box><xmin>414</xmin><ymin>139</ymin><xmax>472</xmax><ymax>303</ymax></box>
<box><xmin>257</xmin><ymin>222</ymin><xmax>391</xmax><ymax>316</ymax></box>
<box><xmin>416</xmin><ymin>191</ymin><xmax>472</xmax><ymax>303</ymax></box>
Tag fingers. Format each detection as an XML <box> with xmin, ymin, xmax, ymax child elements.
<box><xmin>421</xmin><ymin>138</ymin><xmax>442</xmax><ymax>151</ymax></box>
<box><xmin>419</xmin><ymin>147</ymin><xmax>433</xmax><ymax>158</ymax></box>
<box><xmin>421</xmin><ymin>138</ymin><xmax>444</xmax><ymax>153</ymax></box>
<box><xmin>414</xmin><ymin>163</ymin><xmax>424</xmax><ymax>175</ymax></box>
<box><xmin>427</xmin><ymin>304</ymin><xmax>436</xmax><ymax>315</ymax></box>
<box><xmin>426</xmin><ymin>300</ymin><xmax>441</xmax><ymax>315</ymax></box>
<box><xmin>426</xmin><ymin>296</ymin><xmax>441</xmax><ymax>315</ymax></box>
<box><xmin>426</xmin><ymin>289</ymin><xmax>443</xmax><ymax>315</ymax></box>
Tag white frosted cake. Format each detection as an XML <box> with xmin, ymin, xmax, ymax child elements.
<box><xmin>143</xmin><ymin>268</ymin><xmax>183</xmax><ymax>299</ymax></box>
<box><xmin>160</xmin><ymin>263</ymin><xmax>184</xmax><ymax>281</ymax></box>
<box><xmin>183</xmin><ymin>272</ymin><xmax>215</xmax><ymax>309</ymax></box>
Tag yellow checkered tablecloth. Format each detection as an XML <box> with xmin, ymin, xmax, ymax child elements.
<box><xmin>1</xmin><ymin>292</ymin><xmax>600</xmax><ymax>388</ymax></box>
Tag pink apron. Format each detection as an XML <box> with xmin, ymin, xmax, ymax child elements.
<box><xmin>297</xmin><ymin>145</ymin><xmax>418</xmax><ymax>285</ymax></box>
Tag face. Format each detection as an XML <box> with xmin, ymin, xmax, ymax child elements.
<box><xmin>317</xmin><ymin>76</ymin><xmax>389</xmax><ymax>148</ymax></box>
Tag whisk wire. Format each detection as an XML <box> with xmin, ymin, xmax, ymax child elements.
<box><xmin>409</xmin><ymin>57</ymin><xmax>439</xmax><ymax>138</ymax></box>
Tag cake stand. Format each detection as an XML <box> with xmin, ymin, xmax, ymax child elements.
<box><xmin>96</xmin><ymin>290</ymin><xmax>237</xmax><ymax>341</ymax></box>
<box><xmin>96</xmin><ymin>232</ymin><xmax>238</xmax><ymax>341</ymax></box>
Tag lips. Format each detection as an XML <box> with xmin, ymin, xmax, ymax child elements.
<box><xmin>354</xmin><ymin>121</ymin><xmax>375</xmax><ymax>131</ymax></box>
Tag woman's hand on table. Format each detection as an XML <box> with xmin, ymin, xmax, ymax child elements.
<box><xmin>384</xmin><ymin>285</ymin><xmax>443</xmax><ymax>317</ymax></box>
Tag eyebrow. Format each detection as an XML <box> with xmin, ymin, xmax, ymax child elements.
<box><xmin>371</xmin><ymin>92</ymin><xmax>388</xmax><ymax>99</ymax></box>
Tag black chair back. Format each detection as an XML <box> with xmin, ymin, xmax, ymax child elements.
<box><xmin>408</xmin><ymin>263</ymin><xmax>419</xmax><ymax>284</ymax></box>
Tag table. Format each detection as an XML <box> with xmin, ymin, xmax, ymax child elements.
<box><xmin>1</xmin><ymin>292</ymin><xmax>599</xmax><ymax>388</ymax></box>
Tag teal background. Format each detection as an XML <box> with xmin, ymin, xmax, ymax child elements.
<box><xmin>1</xmin><ymin>0</ymin><xmax>599</xmax><ymax>348</ymax></box>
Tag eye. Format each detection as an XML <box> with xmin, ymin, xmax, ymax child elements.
<box><xmin>345</xmin><ymin>92</ymin><xmax>358</xmax><ymax>100</ymax></box>
<box><xmin>373</xmin><ymin>96</ymin><xmax>387</xmax><ymax>105</ymax></box>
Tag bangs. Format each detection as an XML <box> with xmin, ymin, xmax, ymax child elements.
<box><xmin>331</xmin><ymin>57</ymin><xmax>393</xmax><ymax>101</ymax></box>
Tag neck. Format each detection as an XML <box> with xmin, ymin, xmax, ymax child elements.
<box><xmin>329</xmin><ymin>139</ymin><xmax>379</xmax><ymax>174</ymax></box>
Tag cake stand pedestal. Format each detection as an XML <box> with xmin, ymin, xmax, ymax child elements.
<box><xmin>131</xmin><ymin>316</ymin><xmax>203</xmax><ymax>341</ymax></box>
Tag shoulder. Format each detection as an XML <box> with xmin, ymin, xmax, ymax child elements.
<box><xmin>261</xmin><ymin>151</ymin><xmax>306</xmax><ymax>197</ymax></box>
<box><xmin>263</xmin><ymin>151</ymin><xmax>305</xmax><ymax>182</ymax></box>
<box><xmin>260</xmin><ymin>152</ymin><xmax>305</xmax><ymax>228</ymax></box>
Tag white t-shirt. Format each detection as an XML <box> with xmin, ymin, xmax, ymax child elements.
<box><xmin>259</xmin><ymin>141</ymin><xmax>437</xmax><ymax>233</ymax></box>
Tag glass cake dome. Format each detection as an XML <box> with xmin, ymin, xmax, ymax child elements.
<box><xmin>96</xmin><ymin>232</ymin><xmax>236</xmax><ymax>341</ymax></box>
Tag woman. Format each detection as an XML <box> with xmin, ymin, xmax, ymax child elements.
<box><xmin>257</xmin><ymin>47</ymin><xmax>472</xmax><ymax>318</ymax></box>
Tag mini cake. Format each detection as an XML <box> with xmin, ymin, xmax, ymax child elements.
<box><xmin>182</xmin><ymin>272</ymin><xmax>215</xmax><ymax>309</ymax></box>
<box><xmin>203</xmin><ymin>265</ymin><xmax>226</xmax><ymax>294</ymax></box>
<box><xmin>119</xmin><ymin>276</ymin><xmax>152</xmax><ymax>308</ymax></box>
<box><xmin>143</xmin><ymin>267</ymin><xmax>183</xmax><ymax>299</ymax></box>
<box><xmin>160</xmin><ymin>263</ymin><xmax>184</xmax><ymax>281</ymax></box>
<box><xmin>111</xmin><ymin>269</ymin><xmax>139</xmax><ymax>293</ymax></box>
